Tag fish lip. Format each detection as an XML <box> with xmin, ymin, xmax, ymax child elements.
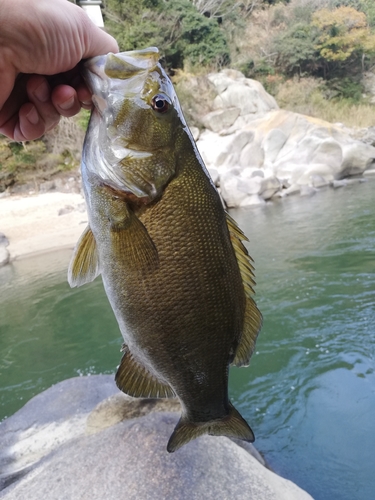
<box><xmin>83</xmin><ymin>47</ymin><xmax>160</xmax><ymax>84</ymax></box>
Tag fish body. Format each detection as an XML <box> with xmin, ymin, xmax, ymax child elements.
<box><xmin>69</xmin><ymin>48</ymin><xmax>262</xmax><ymax>452</ymax></box>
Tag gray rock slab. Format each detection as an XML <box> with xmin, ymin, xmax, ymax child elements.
<box><xmin>1</xmin><ymin>410</ymin><xmax>313</xmax><ymax>500</ymax></box>
<box><xmin>0</xmin><ymin>375</ymin><xmax>118</xmax><ymax>489</ymax></box>
<box><xmin>0</xmin><ymin>247</ymin><xmax>10</xmax><ymax>267</ymax></box>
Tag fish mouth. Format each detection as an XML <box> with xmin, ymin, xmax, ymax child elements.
<box><xmin>83</xmin><ymin>47</ymin><xmax>160</xmax><ymax>86</ymax></box>
<box><xmin>82</xmin><ymin>47</ymin><xmax>162</xmax><ymax>114</ymax></box>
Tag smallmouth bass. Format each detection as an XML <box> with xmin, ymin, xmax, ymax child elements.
<box><xmin>68</xmin><ymin>47</ymin><xmax>262</xmax><ymax>452</ymax></box>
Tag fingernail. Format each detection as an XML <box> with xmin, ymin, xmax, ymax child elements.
<box><xmin>59</xmin><ymin>96</ymin><xmax>75</xmax><ymax>110</ymax></box>
<box><xmin>26</xmin><ymin>106</ymin><xmax>39</xmax><ymax>125</ymax></box>
<box><xmin>34</xmin><ymin>81</ymin><xmax>50</xmax><ymax>102</ymax></box>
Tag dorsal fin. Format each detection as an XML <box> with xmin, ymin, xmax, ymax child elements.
<box><xmin>115</xmin><ymin>346</ymin><xmax>175</xmax><ymax>399</ymax></box>
<box><xmin>226</xmin><ymin>213</ymin><xmax>263</xmax><ymax>367</ymax></box>
<box><xmin>68</xmin><ymin>225</ymin><xmax>100</xmax><ymax>287</ymax></box>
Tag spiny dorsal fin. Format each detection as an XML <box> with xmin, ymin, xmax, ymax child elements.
<box><xmin>110</xmin><ymin>214</ymin><xmax>159</xmax><ymax>272</ymax></box>
<box><xmin>225</xmin><ymin>213</ymin><xmax>263</xmax><ymax>367</ymax></box>
<box><xmin>68</xmin><ymin>225</ymin><xmax>100</xmax><ymax>288</ymax></box>
<box><xmin>115</xmin><ymin>347</ymin><xmax>175</xmax><ymax>399</ymax></box>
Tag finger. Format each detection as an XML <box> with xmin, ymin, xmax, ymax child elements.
<box><xmin>26</xmin><ymin>75</ymin><xmax>61</xmax><ymax>132</ymax></box>
<box><xmin>0</xmin><ymin>68</ymin><xmax>18</xmax><ymax>111</ymax></box>
<box><xmin>0</xmin><ymin>73</ymin><xmax>28</xmax><ymax>137</ymax></box>
<box><xmin>76</xmin><ymin>83</ymin><xmax>93</xmax><ymax>110</ymax></box>
<box><xmin>15</xmin><ymin>101</ymin><xmax>62</xmax><ymax>141</ymax></box>
<box><xmin>82</xmin><ymin>22</ymin><xmax>119</xmax><ymax>59</ymax></box>
<box><xmin>51</xmin><ymin>85</ymin><xmax>81</xmax><ymax>117</ymax></box>
<box><xmin>13</xmin><ymin>102</ymin><xmax>47</xmax><ymax>141</ymax></box>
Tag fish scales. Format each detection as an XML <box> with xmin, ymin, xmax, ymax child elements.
<box><xmin>69</xmin><ymin>47</ymin><xmax>262</xmax><ymax>452</ymax></box>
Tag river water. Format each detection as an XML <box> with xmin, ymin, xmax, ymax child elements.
<box><xmin>0</xmin><ymin>179</ymin><xmax>374</xmax><ymax>500</ymax></box>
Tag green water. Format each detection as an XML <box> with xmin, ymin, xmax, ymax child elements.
<box><xmin>1</xmin><ymin>179</ymin><xmax>374</xmax><ymax>500</ymax></box>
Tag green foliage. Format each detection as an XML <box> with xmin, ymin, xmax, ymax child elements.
<box><xmin>325</xmin><ymin>76</ymin><xmax>364</xmax><ymax>101</ymax></box>
<box><xmin>274</xmin><ymin>22</ymin><xmax>321</xmax><ymax>75</ymax></box>
<box><xmin>272</xmin><ymin>3</ymin><xmax>375</xmax><ymax>80</ymax></box>
<box><xmin>104</xmin><ymin>0</ymin><xmax>230</xmax><ymax>69</ymax></box>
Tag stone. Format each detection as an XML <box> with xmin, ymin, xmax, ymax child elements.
<box><xmin>57</xmin><ymin>205</ymin><xmax>74</xmax><ymax>216</ymax></box>
<box><xmin>0</xmin><ymin>246</ymin><xmax>10</xmax><ymax>267</ymax></box>
<box><xmin>240</xmin><ymin>194</ymin><xmax>266</xmax><ymax>207</ymax></box>
<box><xmin>260</xmin><ymin>176</ymin><xmax>281</xmax><ymax>200</ymax></box>
<box><xmin>39</xmin><ymin>181</ymin><xmax>55</xmax><ymax>193</ymax></box>
<box><xmin>0</xmin><ymin>232</ymin><xmax>9</xmax><ymax>247</ymax></box>
<box><xmin>207</xmin><ymin>167</ymin><xmax>219</xmax><ymax>185</ymax></box>
<box><xmin>0</xmin><ymin>376</ymin><xmax>313</xmax><ymax>500</ymax></box>
<box><xmin>0</xmin><ymin>375</ymin><xmax>119</xmax><ymax>490</ymax></box>
<box><xmin>220</xmin><ymin>169</ymin><xmax>248</xmax><ymax>208</ymax></box>
<box><xmin>202</xmin><ymin>108</ymin><xmax>240</xmax><ymax>132</ymax></box>
<box><xmin>190</xmin><ymin>126</ymin><xmax>200</xmax><ymax>142</ymax></box>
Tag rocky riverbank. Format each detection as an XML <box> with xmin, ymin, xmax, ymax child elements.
<box><xmin>195</xmin><ymin>69</ymin><xmax>375</xmax><ymax>207</ymax></box>
<box><xmin>0</xmin><ymin>375</ymin><xmax>313</xmax><ymax>500</ymax></box>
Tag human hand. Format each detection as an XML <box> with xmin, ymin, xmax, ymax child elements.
<box><xmin>0</xmin><ymin>0</ymin><xmax>118</xmax><ymax>141</ymax></box>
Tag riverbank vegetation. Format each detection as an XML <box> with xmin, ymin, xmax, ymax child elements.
<box><xmin>1</xmin><ymin>0</ymin><xmax>375</xmax><ymax>192</ymax></box>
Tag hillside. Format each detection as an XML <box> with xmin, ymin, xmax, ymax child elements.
<box><xmin>1</xmin><ymin>0</ymin><xmax>375</xmax><ymax>193</ymax></box>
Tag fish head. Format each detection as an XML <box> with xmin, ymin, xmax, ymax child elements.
<box><xmin>83</xmin><ymin>48</ymin><xmax>188</xmax><ymax>200</ymax></box>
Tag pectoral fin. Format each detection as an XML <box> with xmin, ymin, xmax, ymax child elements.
<box><xmin>68</xmin><ymin>226</ymin><xmax>100</xmax><ymax>287</ymax></box>
<box><xmin>226</xmin><ymin>213</ymin><xmax>263</xmax><ymax>367</ymax></box>
<box><xmin>110</xmin><ymin>213</ymin><xmax>159</xmax><ymax>272</ymax></box>
<box><xmin>115</xmin><ymin>347</ymin><xmax>175</xmax><ymax>399</ymax></box>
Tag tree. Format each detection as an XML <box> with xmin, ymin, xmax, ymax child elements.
<box><xmin>103</xmin><ymin>0</ymin><xmax>230</xmax><ymax>69</ymax></box>
<box><xmin>274</xmin><ymin>22</ymin><xmax>321</xmax><ymax>76</ymax></box>
<box><xmin>312</xmin><ymin>6</ymin><xmax>375</xmax><ymax>75</ymax></box>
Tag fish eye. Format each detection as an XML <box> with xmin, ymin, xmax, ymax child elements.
<box><xmin>151</xmin><ymin>94</ymin><xmax>170</xmax><ymax>113</ymax></box>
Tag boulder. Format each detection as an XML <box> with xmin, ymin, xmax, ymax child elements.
<box><xmin>196</xmin><ymin>106</ymin><xmax>375</xmax><ymax>207</ymax></box>
<box><xmin>0</xmin><ymin>232</ymin><xmax>10</xmax><ymax>267</ymax></box>
<box><xmin>202</xmin><ymin>108</ymin><xmax>240</xmax><ymax>133</ymax></box>
<box><xmin>0</xmin><ymin>246</ymin><xmax>9</xmax><ymax>267</ymax></box>
<box><xmin>205</xmin><ymin>69</ymin><xmax>278</xmax><ymax>135</ymax></box>
<box><xmin>0</xmin><ymin>376</ymin><xmax>313</xmax><ymax>500</ymax></box>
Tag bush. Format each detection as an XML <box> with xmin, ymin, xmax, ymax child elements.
<box><xmin>104</xmin><ymin>0</ymin><xmax>230</xmax><ymax>70</ymax></box>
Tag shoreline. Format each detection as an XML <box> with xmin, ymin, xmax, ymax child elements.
<box><xmin>0</xmin><ymin>191</ymin><xmax>87</xmax><ymax>262</ymax></box>
<box><xmin>1</xmin><ymin>172</ymin><xmax>374</xmax><ymax>263</ymax></box>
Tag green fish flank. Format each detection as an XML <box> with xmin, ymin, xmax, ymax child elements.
<box><xmin>68</xmin><ymin>47</ymin><xmax>263</xmax><ymax>452</ymax></box>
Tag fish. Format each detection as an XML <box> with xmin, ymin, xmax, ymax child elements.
<box><xmin>68</xmin><ymin>47</ymin><xmax>263</xmax><ymax>452</ymax></box>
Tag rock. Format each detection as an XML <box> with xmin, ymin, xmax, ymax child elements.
<box><xmin>300</xmin><ymin>185</ymin><xmax>318</xmax><ymax>197</ymax></box>
<box><xmin>207</xmin><ymin>167</ymin><xmax>219</xmax><ymax>185</ymax></box>
<box><xmin>260</xmin><ymin>176</ymin><xmax>281</xmax><ymax>200</ymax></box>
<box><xmin>189</xmin><ymin>126</ymin><xmax>200</xmax><ymax>142</ymax></box>
<box><xmin>57</xmin><ymin>205</ymin><xmax>75</xmax><ymax>216</ymax></box>
<box><xmin>202</xmin><ymin>108</ymin><xmax>240</xmax><ymax>133</ymax></box>
<box><xmin>0</xmin><ymin>375</ymin><xmax>119</xmax><ymax>490</ymax></box>
<box><xmin>0</xmin><ymin>232</ymin><xmax>9</xmax><ymax>247</ymax></box>
<box><xmin>0</xmin><ymin>232</ymin><xmax>10</xmax><ymax>267</ymax></box>
<box><xmin>0</xmin><ymin>376</ymin><xmax>313</xmax><ymax>500</ymax></box>
<box><xmin>196</xmin><ymin>105</ymin><xmax>375</xmax><ymax>207</ymax></box>
<box><xmin>0</xmin><ymin>246</ymin><xmax>10</xmax><ymax>267</ymax></box>
<box><xmin>205</xmin><ymin>69</ymin><xmax>278</xmax><ymax>135</ymax></box>
<box><xmin>331</xmin><ymin>179</ymin><xmax>347</xmax><ymax>189</ymax></box>
<box><xmin>39</xmin><ymin>180</ymin><xmax>55</xmax><ymax>193</ymax></box>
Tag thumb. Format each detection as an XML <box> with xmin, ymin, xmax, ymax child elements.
<box><xmin>82</xmin><ymin>20</ymin><xmax>119</xmax><ymax>59</ymax></box>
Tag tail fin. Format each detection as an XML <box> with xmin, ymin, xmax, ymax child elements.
<box><xmin>167</xmin><ymin>403</ymin><xmax>254</xmax><ymax>453</ymax></box>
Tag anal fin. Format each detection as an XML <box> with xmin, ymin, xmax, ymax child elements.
<box><xmin>115</xmin><ymin>347</ymin><xmax>175</xmax><ymax>399</ymax></box>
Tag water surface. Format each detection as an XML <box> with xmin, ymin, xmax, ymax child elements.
<box><xmin>0</xmin><ymin>179</ymin><xmax>374</xmax><ymax>500</ymax></box>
